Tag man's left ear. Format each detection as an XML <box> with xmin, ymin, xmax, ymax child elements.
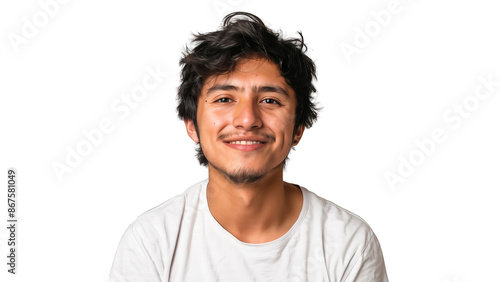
<box><xmin>292</xmin><ymin>124</ymin><xmax>305</xmax><ymax>146</ymax></box>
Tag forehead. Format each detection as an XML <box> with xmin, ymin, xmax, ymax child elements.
<box><xmin>200</xmin><ymin>58</ymin><xmax>294</xmax><ymax>96</ymax></box>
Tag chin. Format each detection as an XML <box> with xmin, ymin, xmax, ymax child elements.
<box><xmin>209</xmin><ymin>161</ymin><xmax>270</xmax><ymax>184</ymax></box>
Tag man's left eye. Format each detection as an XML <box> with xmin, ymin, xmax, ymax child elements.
<box><xmin>262</xmin><ymin>98</ymin><xmax>280</xmax><ymax>104</ymax></box>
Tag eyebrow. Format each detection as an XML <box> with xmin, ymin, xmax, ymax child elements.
<box><xmin>206</xmin><ymin>84</ymin><xmax>290</xmax><ymax>97</ymax></box>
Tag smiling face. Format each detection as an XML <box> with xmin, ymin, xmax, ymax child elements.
<box><xmin>185</xmin><ymin>57</ymin><xmax>305</xmax><ymax>184</ymax></box>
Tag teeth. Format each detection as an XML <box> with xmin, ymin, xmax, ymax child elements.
<box><xmin>229</xmin><ymin>141</ymin><xmax>263</xmax><ymax>145</ymax></box>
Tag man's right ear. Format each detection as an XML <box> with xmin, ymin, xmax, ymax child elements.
<box><xmin>184</xmin><ymin>119</ymin><xmax>200</xmax><ymax>143</ymax></box>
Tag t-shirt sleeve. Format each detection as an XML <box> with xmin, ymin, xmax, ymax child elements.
<box><xmin>342</xmin><ymin>233</ymin><xmax>388</xmax><ymax>282</ymax></box>
<box><xmin>110</xmin><ymin>224</ymin><xmax>162</xmax><ymax>282</ymax></box>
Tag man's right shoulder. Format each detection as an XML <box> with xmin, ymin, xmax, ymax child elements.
<box><xmin>127</xmin><ymin>179</ymin><xmax>208</xmax><ymax>235</ymax></box>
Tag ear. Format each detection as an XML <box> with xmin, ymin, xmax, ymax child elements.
<box><xmin>184</xmin><ymin>119</ymin><xmax>200</xmax><ymax>143</ymax></box>
<box><xmin>292</xmin><ymin>124</ymin><xmax>305</xmax><ymax>146</ymax></box>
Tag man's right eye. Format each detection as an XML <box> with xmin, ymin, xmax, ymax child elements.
<box><xmin>215</xmin><ymin>97</ymin><xmax>233</xmax><ymax>103</ymax></box>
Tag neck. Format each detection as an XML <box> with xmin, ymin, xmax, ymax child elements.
<box><xmin>206</xmin><ymin>164</ymin><xmax>303</xmax><ymax>243</ymax></box>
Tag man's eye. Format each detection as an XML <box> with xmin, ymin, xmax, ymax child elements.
<box><xmin>215</xmin><ymin>97</ymin><xmax>233</xmax><ymax>103</ymax></box>
<box><xmin>262</xmin><ymin>98</ymin><xmax>280</xmax><ymax>105</ymax></box>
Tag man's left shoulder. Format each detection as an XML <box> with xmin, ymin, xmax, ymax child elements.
<box><xmin>301</xmin><ymin>187</ymin><xmax>388</xmax><ymax>281</ymax></box>
<box><xmin>302</xmin><ymin>187</ymin><xmax>377</xmax><ymax>246</ymax></box>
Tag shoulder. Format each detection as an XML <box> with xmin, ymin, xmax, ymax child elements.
<box><xmin>303</xmin><ymin>187</ymin><xmax>374</xmax><ymax>232</ymax></box>
<box><xmin>110</xmin><ymin>181</ymin><xmax>208</xmax><ymax>281</ymax></box>
<box><xmin>300</xmin><ymin>187</ymin><xmax>387</xmax><ymax>280</ymax></box>
<box><xmin>301</xmin><ymin>186</ymin><xmax>377</xmax><ymax>254</ymax></box>
<box><xmin>128</xmin><ymin>179</ymin><xmax>207</xmax><ymax>240</ymax></box>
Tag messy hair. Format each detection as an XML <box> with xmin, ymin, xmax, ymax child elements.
<box><xmin>177</xmin><ymin>12</ymin><xmax>318</xmax><ymax>166</ymax></box>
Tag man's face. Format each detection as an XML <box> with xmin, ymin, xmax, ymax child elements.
<box><xmin>185</xmin><ymin>57</ymin><xmax>304</xmax><ymax>184</ymax></box>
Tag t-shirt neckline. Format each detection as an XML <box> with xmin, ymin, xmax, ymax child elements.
<box><xmin>201</xmin><ymin>179</ymin><xmax>309</xmax><ymax>249</ymax></box>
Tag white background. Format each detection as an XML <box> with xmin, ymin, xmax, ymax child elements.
<box><xmin>1</xmin><ymin>0</ymin><xmax>499</xmax><ymax>281</ymax></box>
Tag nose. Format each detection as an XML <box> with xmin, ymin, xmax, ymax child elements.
<box><xmin>232</xmin><ymin>99</ymin><xmax>263</xmax><ymax>130</ymax></box>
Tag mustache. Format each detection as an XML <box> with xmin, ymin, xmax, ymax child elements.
<box><xmin>216</xmin><ymin>132</ymin><xmax>276</xmax><ymax>142</ymax></box>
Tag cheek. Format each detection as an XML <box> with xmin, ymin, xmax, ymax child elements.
<box><xmin>271</xmin><ymin>113</ymin><xmax>295</xmax><ymax>134</ymax></box>
<box><xmin>267</xmin><ymin>123</ymin><xmax>295</xmax><ymax>147</ymax></box>
<box><xmin>209</xmin><ymin>107</ymin><xmax>235</xmax><ymax>124</ymax></box>
<box><xmin>197</xmin><ymin>111</ymin><xmax>228</xmax><ymax>139</ymax></box>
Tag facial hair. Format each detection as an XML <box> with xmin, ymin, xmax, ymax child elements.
<box><xmin>208</xmin><ymin>159</ymin><xmax>286</xmax><ymax>185</ymax></box>
<box><xmin>209</xmin><ymin>161</ymin><xmax>266</xmax><ymax>184</ymax></box>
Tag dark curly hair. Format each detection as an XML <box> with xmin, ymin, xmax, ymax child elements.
<box><xmin>177</xmin><ymin>12</ymin><xmax>318</xmax><ymax>166</ymax></box>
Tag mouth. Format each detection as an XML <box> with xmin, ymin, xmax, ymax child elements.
<box><xmin>226</xmin><ymin>140</ymin><xmax>266</xmax><ymax>145</ymax></box>
<box><xmin>223</xmin><ymin>138</ymin><xmax>269</xmax><ymax>151</ymax></box>
<box><xmin>219</xmin><ymin>133</ymin><xmax>274</xmax><ymax>151</ymax></box>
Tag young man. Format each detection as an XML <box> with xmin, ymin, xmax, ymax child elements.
<box><xmin>110</xmin><ymin>12</ymin><xmax>388</xmax><ymax>282</ymax></box>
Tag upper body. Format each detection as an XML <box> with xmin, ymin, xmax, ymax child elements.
<box><xmin>110</xmin><ymin>180</ymin><xmax>388</xmax><ymax>282</ymax></box>
<box><xmin>111</xmin><ymin>11</ymin><xmax>388</xmax><ymax>281</ymax></box>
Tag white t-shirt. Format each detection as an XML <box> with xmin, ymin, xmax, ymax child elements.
<box><xmin>110</xmin><ymin>180</ymin><xmax>388</xmax><ymax>282</ymax></box>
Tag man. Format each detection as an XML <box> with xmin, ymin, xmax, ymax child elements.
<box><xmin>110</xmin><ymin>12</ymin><xmax>388</xmax><ymax>282</ymax></box>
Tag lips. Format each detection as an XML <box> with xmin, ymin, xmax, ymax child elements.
<box><xmin>222</xmin><ymin>136</ymin><xmax>270</xmax><ymax>151</ymax></box>
<box><xmin>227</xmin><ymin>140</ymin><xmax>265</xmax><ymax>145</ymax></box>
<box><xmin>220</xmin><ymin>134</ymin><xmax>272</xmax><ymax>144</ymax></box>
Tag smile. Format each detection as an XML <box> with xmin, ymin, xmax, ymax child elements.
<box><xmin>224</xmin><ymin>140</ymin><xmax>268</xmax><ymax>152</ymax></box>
<box><xmin>228</xmin><ymin>141</ymin><xmax>265</xmax><ymax>145</ymax></box>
